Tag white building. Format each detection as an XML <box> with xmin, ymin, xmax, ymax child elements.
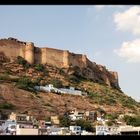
<box><xmin>35</xmin><ymin>85</ymin><xmax>87</xmax><ymax>96</ymax></box>
<box><xmin>46</xmin><ymin>127</ymin><xmax>70</xmax><ymax>135</ymax></box>
<box><xmin>96</xmin><ymin>125</ymin><xmax>120</xmax><ymax>135</ymax></box>
<box><xmin>81</xmin><ymin>130</ymin><xmax>94</xmax><ymax>135</ymax></box>
<box><xmin>69</xmin><ymin>126</ymin><xmax>81</xmax><ymax>135</ymax></box>
<box><xmin>119</xmin><ymin>125</ymin><xmax>140</xmax><ymax>135</ymax></box>
<box><xmin>1</xmin><ymin>120</ymin><xmax>16</xmax><ymax>135</ymax></box>
<box><xmin>16</xmin><ymin>124</ymin><xmax>38</xmax><ymax>135</ymax></box>
<box><xmin>96</xmin><ymin>125</ymin><xmax>109</xmax><ymax>135</ymax></box>
<box><xmin>69</xmin><ymin>109</ymin><xmax>84</xmax><ymax>121</ymax></box>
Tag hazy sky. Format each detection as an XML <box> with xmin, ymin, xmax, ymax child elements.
<box><xmin>0</xmin><ymin>5</ymin><xmax>140</xmax><ymax>101</ymax></box>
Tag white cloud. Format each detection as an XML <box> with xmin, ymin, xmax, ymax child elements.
<box><xmin>95</xmin><ymin>5</ymin><xmax>124</xmax><ymax>10</ymax></box>
<box><xmin>114</xmin><ymin>6</ymin><xmax>140</xmax><ymax>35</ymax></box>
<box><xmin>94</xmin><ymin>5</ymin><xmax>105</xmax><ymax>10</ymax></box>
<box><xmin>114</xmin><ymin>39</ymin><xmax>140</xmax><ymax>63</ymax></box>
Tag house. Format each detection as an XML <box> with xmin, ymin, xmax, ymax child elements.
<box><xmin>57</xmin><ymin>127</ymin><xmax>70</xmax><ymax>135</ymax></box>
<box><xmin>16</xmin><ymin>124</ymin><xmax>38</xmax><ymax>135</ymax></box>
<box><xmin>38</xmin><ymin>120</ymin><xmax>46</xmax><ymax>129</ymax></box>
<box><xmin>35</xmin><ymin>84</ymin><xmax>87</xmax><ymax>96</ymax></box>
<box><xmin>46</xmin><ymin>127</ymin><xmax>70</xmax><ymax>135</ymax></box>
<box><xmin>59</xmin><ymin>87</ymin><xmax>82</xmax><ymax>96</ymax></box>
<box><xmin>69</xmin><ymin>126</ymin><xmax>81</xmax><ymax>135</ymax></box>
<box><xmin>51</xmin><ymin>116</ymin><xmax>60</xmax><ymax>126</ymax></box>
<box><xmin>84</xmin><ymin>111</ymin><xmax>97</xmax><ymax>121</ymax></box>
<box><xmin>1</xmin><ymin>120</ymin><xmax>16</xmax><ymax>135</ymax></box>
<box><xmin>96</xmin><ymin>125</ymin><xmax>120</xmax><ymax>135</ymax></box>
<box><xmin>46</xmin><ymin>127</ymin><xmax>62</xmax><ymax>135</ymax></box>
<box><xmin>69</xmin><ymin>109</ymin><xmax>84</xmax><ymax>121</ymax></box>
<box><xmin>119</xmin><ymin>125</ymin><xmax>140</xmax><ymax>135</ymax></box>
<box><xmin>81</xmin><ymin>130</ymin><xmax>94</xmax><ymax>135</ymax></box>
<box><xmin>97</xmin><ymin>116</ymin><xmax>104</xmax><ymax>122</ymax></box>
<box><xmin>9</xmin><ymin>112</ymin><xmax>33</xmax><ymax>122</ymax></box>
<box><xmin>96</xmin><ymin>125</ymin><xmax>110</xmax><ymax>135</ymax></box>
<box><xmin>45</xmin><ymin>121</ymin><xmax>52</xmax><ymax>128</ymax></box>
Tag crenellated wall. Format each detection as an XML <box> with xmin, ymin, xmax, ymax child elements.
<box><xmin>0</xmin><ymin>37</ymin><xmax>120</xmax><ymax>89</ymax></box>
<box><xmin>0</xmin><ymin>38</ymin><xmax>23</xmax><ymax>62</ymax></box>
<box><xmin>0</xmin><ymin>38</ymin><xmax>90</xmax><ymax>68</ymax></box>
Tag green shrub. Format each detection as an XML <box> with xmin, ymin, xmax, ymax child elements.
<box><xmin>34</xmin><ymin>64</ymin><xmax>44</xmax><ymax>72</ymax></box>
<box><xmin>59</xmin><ymin>115</ymin><xmax>71</xmax><ymax>127</ymax></box>
<box><xmin>16</xmin><ymin>56</ymin><xmax>30</xmax><ymax>68</ymax></box>
<box><xmin>45</xmin><ymin>117</ymin><xmax>51</xmax><ymax>122</ymax></box>
<box><xmin>105</xmin><ymin>98</ymin><xmax>117</xmax><ymax>105</ymax></box>
<box><xmin>16</xmin><ymin>77</ymin><xmax>36</xmax><ymax>93</ymax></box>
<box><xmin>123</xmin><ymin>115</ymin><xmax>140</xmax><ymax>126</ymax></box>
<box><xmin>4</xmin><ymin>69</ymin><xmax>11</xmax><ymax>74</ymax></box>
<box><xmin>96</xmin><ymin>108</ymin><xmax>106</xmax><ymax>115</ymax></box>
<box><xmin>47</xmin><ymin>106</ymin><xmax>55</xmax><ymax>113</ymax></box>
<box><xmin>33</xmin><ymin>77</ymin><xmax>42</xmax><ymax>86</ymax></box>
<box><xmin>75</xmin><ymin>119</ymin><xmax>94</xmax><ymax>132</ymax></box>
<box><xmin>105</xmin><ymin>114</ymin><xmax>118</xmax><ymax>120</ymax></box>
<box><xmin>106</xmin><ymin>121</ymin><xmax>113</xmax><ymax>126</ymax></box>
<box><xmin>68</xmin><ymin>74</ymin><xmax>80</xmax><ymax>84</ymax></box>
<box><xmin>0</xmin><ymin>102</ymin><xmax>15</xmax><ymax>109</ymax></box>
<box><xmin>0</xmin><ymin>74</ymin><xmax>10</xmax><ymax>81</ymax></box>
<box><xmin>49</xmin><ymin>78</ymin><xmax>63</xmax><ymax>88</ymax></box>
<box><xmin>59</xmin><ymin>68</ymin><xmax>65</xmax><ymax>75</ymax></box>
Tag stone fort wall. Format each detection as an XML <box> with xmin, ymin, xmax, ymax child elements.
<box><xmin>0</xmin><ymin>38</ymin><xmax>119</xmax><ymax>88</ymax></box>
<box><xmin>0</xmin><ymin>38</ymin><xmax>89</xmax><ymax>69</ymax></box>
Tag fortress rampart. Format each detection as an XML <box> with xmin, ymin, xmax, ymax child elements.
<box><xmin>0</xmin><ymin>37</ymin><xmax>119</xmax><ymax>89</ymax></box>
<box><xmin>0</xmin><ymin>38</ymin><xmax>89</xmax><ymax>68</ymax></box>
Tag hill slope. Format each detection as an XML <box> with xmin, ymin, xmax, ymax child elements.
<box><xmin>0</xmin><ymin>57</ymin><xmax>139</xmax><ymax>119</ymax></box>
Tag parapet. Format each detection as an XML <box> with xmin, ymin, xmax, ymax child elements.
<box><xmin>8</xmin><ymin>37</ymin><xmax>26</xmax><ymax>45</ymax></box>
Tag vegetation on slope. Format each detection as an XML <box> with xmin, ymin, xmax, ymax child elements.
<box><xmin>0</xmin><ymin>56</ymin><xmax>139</xmax><ymax>119</ymax></box>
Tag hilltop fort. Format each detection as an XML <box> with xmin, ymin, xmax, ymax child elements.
<box><xmin>0</xmin><ymin>37</ymin><xmax>120</xmax><ymax>89</ymax></box>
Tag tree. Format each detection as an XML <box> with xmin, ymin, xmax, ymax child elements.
<box><xmin>49</xmin><ymin>78</ymin><xmax>63</xmax><ymax>88</ymax></box>
<box><xmin>75</xmin><ymin>119</ymin><xmax>94</xmax><ymax>132</ymax></box>
<box><xmin>105</xmin><ymin>114</ymin><xmax>118</xmax><ymax>120</ymax></box>
<box><xmin>59</xmin><ymin>115</ymin><xmax>71</xmax><ymax>127</ymax></box>
<box><xmin>16</xmin><ymin>77</ymin><xmax>36</xmax><ymax>93</ymax></box>
<box><xmin>16</xmin><ymin>56</ymin><xmax>30</xmax><ymax>68</ymax></box>
<box><xmin>123</xmin><ymin>115</ymin><xmax>140</xmax><ymax>126</ymax></box>
<box><xmin>45</xmin><ymin>117</ymin><xmax>51</xmax><ymax>122</ymax></box>
<box><xmin>106</xmin><ymin>121</ymin><xmax>113</xmax><ymax>126</ymax></box>
<box><xmin>34</xmin><ymin>64</ymin><xmax>44</xmax><ymax>72</ymax></box>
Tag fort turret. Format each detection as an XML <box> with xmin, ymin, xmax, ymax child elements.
<box><xmin>41</xmin><ymin>48</ymin><xmax>47</xmax><ymax>64</ymax></box>
<box><xmin>63</xmin><ymin>50</ymin><xmax>69</xmax><ymax>68</ymax></box>
<box><xmin>25</xmin><ymin>42</ymin><xmax>34</xmax><ymax>64</ymax></box>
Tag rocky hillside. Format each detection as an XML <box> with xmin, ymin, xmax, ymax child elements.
<box><xmin>0</xmin><ymin>56</ymin><xmax>140</xmax><ymax>119</ymax></box>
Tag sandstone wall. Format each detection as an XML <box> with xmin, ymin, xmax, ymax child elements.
<box><xmin>0</xmin><ymin>39</ymin><xmax>24</xmax><ymax>62</ymax></box>
<box><xmin>34</xmin><ymin>47</ymin><xmax>41</xmax><ymax>64</ymax></box>
<box><xmin>0</xmin><ymin>38</ymin><xmax>120</xmax><ymax>89</ymax></box>
<box><xmin>39</xmin><ymin>47</ymin><xmax>64</xmax><ymax>67</ymax></box>
<box><xmin>25</xmin><ymin>42</ymin><xmax>34</xmax><ymax>64</ymax></box>
<box><xmin>68</xmin><ymin>52</ymin><xmax>88</xmax><ymax>69</ymax></box>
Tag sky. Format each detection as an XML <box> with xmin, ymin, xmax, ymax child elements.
<box><xmin>0</xmin><ymin>5</ymin><xmax>140</xmax><ymax>101</ymax></box>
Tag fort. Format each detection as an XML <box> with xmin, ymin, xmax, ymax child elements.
<box><xmin>0</xmin><ymin>37</ymin><xmax>119</xmax><ymax>89</ymax></box>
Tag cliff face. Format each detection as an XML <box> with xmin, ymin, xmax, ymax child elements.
<box><xmin>0</xmin><ymin>37</ymin><xmax>120</xmax><ymax>90</ymax></box>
